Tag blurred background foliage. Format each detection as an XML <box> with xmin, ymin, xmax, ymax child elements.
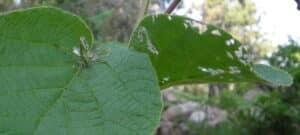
<box><xmin>0</xmin><ymin>0</ymin><xmax>146</xmax><ymax>42</ymax></box>
<box><xmin>0</xmin><ymin>0</ymin><xmax>299</xmax><ymax>135</ymax></box>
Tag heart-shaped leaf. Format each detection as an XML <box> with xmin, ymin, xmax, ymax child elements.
<box><xmin>0</xmin><ymin>7</ymin><xmax>161</xmax><ymax>135</ymax></box>
<box><xmin>129</xmin><ymin>15</ymin><xmax>293</xmax><ymax>88</ymax></box>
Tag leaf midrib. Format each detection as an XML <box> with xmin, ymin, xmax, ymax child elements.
<box><xmin>32</xmin><ymin>68</ymin><xmax>80</xmax><ymax>135</ymax></box>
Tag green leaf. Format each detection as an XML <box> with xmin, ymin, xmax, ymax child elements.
<box><xmin>253</xmin><ymin>64</ymin><xmax>293</xmax><ymax>86</ymax></box>
<box><xmin>0</xmin><ymin>7</ymin><xmax>161</xmax><ymax>135</ymax></box>
<box><xmin>129</xmin><ymin>15</ymin><xmax>293</xmax><ymax>88</ymax></box>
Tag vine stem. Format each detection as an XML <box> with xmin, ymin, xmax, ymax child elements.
<box><xmin>165</xmin><ymin>0</ymin><xmax>182</xmax><ymax>14</ymax></box>
<box><xmin>143</xmin><ymin>0</ymin><xmax>150</xmax><ymax>15</ymax></box>
<box><xmin>136</xmin><ymin>0</ymin><xmax>150</xmax><ymax>26</ymax></box>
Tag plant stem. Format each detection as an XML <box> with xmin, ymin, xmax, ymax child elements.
<box><xmin>79</xmin><ymin>38</ymin><xmax>89</xmax><ymax>67</ymax></box>
<box><xmin>143</xmin><ymin>0</ymin><xmax>150</xmax><ymax>15</ymax></box>
<box><xmin>135</xmin><ymin>0</ymin><xmax>150</xmax><ymax>27</ymax></box>
<box><xmin>165</xmin><ymin>0</ymin><xmax>182</xmax><ymax>14</ymax></box>
<box><xmin>79</xmin><ymin>45</ymin><xmax>89</xmax><ymax>67</ymax></box>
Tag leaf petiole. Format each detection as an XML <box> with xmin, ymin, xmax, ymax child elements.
<box><xmin>79</xmin><ymin>37</ymin><xmax>89</xmax><ymax>67</ymax></box>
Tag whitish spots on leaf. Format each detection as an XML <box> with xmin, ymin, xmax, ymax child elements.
<box><xmin>73</xmin><ymin>47</ymin><xmax>80</xmax><ymax>56</ymax></box>
<box><xmin>239</xmin><ymin>59</ymin><xmax>247</xmax><ymax>65</ymax></box>
<box><xmin>198</xmin><ymin>66</ymin><xmax>208</xmax><ymax>72</ymax></box>
<box><xmin>210</xmin><ymin>69</ymin><xmax>224</xmax><ymax>76</ymax></box>
<box><xmin>198</xmin><ymin>66</ymin><xmax>224</xmax><ymax>76</ymax></box>
<box><xmin>183</xmin><ymin>20</ymin><xmax>192</xmax><ymax>29</ymax></box>
<box><xmin>234</xmin><ymin>46</ymin><xmax>252</xmax><ymax>65</ymax></box>
<box><xmin>229</xmin><ymin>66</ymin><xmax>241</xmax><ymax>74</ymax></box>
<box><xmin>211</xmin><ymin>29</ymin><xmax>222</xmax><ymax>36</ymax></box>
<box><xmin>235</xmin><ymin>47</ymin><xmax>243</xmax><ymax>58</ymax></box>
<box><xmin>161</xmin><ymin>77</ymin><xmax>170</xmax><ymax>83</ymax></box>
<box><xmin>152</xmin><ymin>15</ymin><xmax>160</xmax><ymax>23</ymax></box>
<box><xmin>148</xmin><ymin>45</ymin><xmax>159</xmax><ymax>55</ymax></box>
<box><xmin>226</xmin><ymin>52</ymin><xmax>234</xmax><ymax>59</ymax></box>
<box><xmin>226</xmin><ymin>39</ymin><xmax>235</xmax><ymax>46</ymax></box>
<box><xmin>168</xmin><ymin>15</ymin><xmax>172</xmax><ymax>21</ymax></box>
<box><xmin>199</xmin><ymin>25</ymin><xmax>208</xmax><ymax>34</ymax></box>
<box><xmin>184</xmin><ymin>23</ymin><xmax>189</xmax><ymax>29</ymax></box>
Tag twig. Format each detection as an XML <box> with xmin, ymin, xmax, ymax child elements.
<box><xmin>143</xmin><ymin>0</ymin><xmax>150</xmax><ymax>15</ymax></box>
<box><xmin>135</xmin><ymin>0</ymin><xmax>151</xmax><ymax>27</ymax></box>
<box><xmin>295</xmin><ymin>0</ymin><xmax>300</xmax><ymax>10</ymax></box>
<box><xmin>164</xmin><ymin>0</ymin><xmax>182</xmax><ymax>14</ymax></box>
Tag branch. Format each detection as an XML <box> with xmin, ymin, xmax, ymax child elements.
<box><xmin>296</xmin><ymin>0</ymin><xmax>300</xmax><ymax>10</ymax></box>
<box><xmin>165</xmin><ymin>0</ymin><xmax>182</xmax><ymax>14</ymax></box>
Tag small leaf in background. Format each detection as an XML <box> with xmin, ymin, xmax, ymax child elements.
<box><xmin>253</xmin><ymin>64</ymin><xmax>293</xmax><ymax>86</ymax></box>
<box><xmin>129</xmin><ymin>15</ymin><xmax>293</xmax><ymax>88</ymax></box>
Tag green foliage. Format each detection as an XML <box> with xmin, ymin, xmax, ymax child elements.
<box><xmin>129</xmin><ymin>15</ymin><xmax>292</xmax><ymax>88</ymax></box>
<box><xmin>0</xmin><ymin>7</ymin><xmax>293</xmax><ymax>135</ymax></box>
<box><xmin>189</xmin><ymin>121</ymin><xmax>250</xmax><ymax>135</ymax></box>
<box><xmin>0</xmin><ymin>7</ymin><xmax>161</xmax><ymax>135</ymax></box>
<box><xmin>215</xmin><ymin>41</ymin><xmax>300</xmax><ymax>135</ymax></box>
<box><xmin>196</xmin><ymin>89</ymin><xmax>300</xmax><ymax>135</ymax></box>
<box><xmin>210</xmin><ymin>90</ymin><xmax>251</xmax><ymax>110</ymax></box>
<box><xmin>268</xmin><ymin>38</ymin><xmax>300</xmax><ymax>69</ymax></box>
<box><xmin>239</xmin><ymin>91</ymin><xmax>300</xmax><ymax>135</ymax></box>
<box><xmin>197</xmin><ymin>40</ymin><xmax>300</xmax><ymax>134</ymax></box>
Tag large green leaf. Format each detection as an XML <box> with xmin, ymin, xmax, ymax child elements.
<box><xmin>129</xmin><ymin>15</ymin><xmax>293</xmax><ymax>88</ymax></box>
<box><xmin>0</xmin><ymin>7</ymin><xmax>161</xmax><ymax>135</ymax></box>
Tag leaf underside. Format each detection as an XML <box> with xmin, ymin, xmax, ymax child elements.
<box><xmin>129</xmin><ymin>15</ymin><xmax>293</xmax><ymax>88</ymax></box>
<box><xmin>0</xmin><ymin>7</ymin><xmax>161</xmax><ymax>135</ymax></box>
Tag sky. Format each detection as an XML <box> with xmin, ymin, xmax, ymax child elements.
<box><xmin>252</xmin><ymin>0</ymin><xmax>300</xmax><ymax>45</ymax></box>
<box><xmin>176</xmin><ymin>0</ymin><xmax>300</xmax><ymax>46</ymax></box>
